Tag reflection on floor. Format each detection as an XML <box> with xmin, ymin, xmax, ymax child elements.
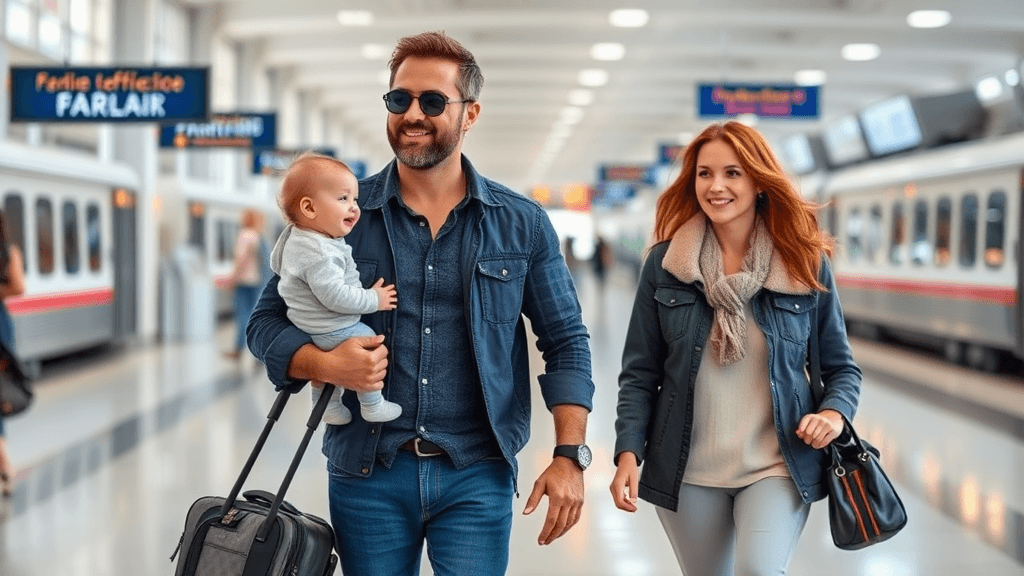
<box><xmin>1</xmin><ymin>264</ymin><xmax>1022</xmax><ymax>575</ymax></box>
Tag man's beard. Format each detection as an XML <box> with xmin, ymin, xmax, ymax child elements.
<box><xmin>387</xmin><ymin>115</ymin><xmax>463</xmax><ymax>170</ymax></box>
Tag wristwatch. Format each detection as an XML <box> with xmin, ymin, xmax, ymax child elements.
<box><xmin>553</xmin><ymin>444</ymin><xmax>592</xmax><ymax>471</ymax></box>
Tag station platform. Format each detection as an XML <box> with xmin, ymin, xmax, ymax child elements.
<box><xmin>1</xmin><ymin>263</ymin><xmax>1022</xmax><ymax>575</ymax></box>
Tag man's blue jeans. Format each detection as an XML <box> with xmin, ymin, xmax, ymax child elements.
<box><xmin>327</xmin><ymin>450</ymin><xmax>514</xmax><ymax>576</ymax></box>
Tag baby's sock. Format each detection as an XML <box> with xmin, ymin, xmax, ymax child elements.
<box><xmin>360</xmin><ymin>398</ymin><xmax>402</xmax><ymax>423</ymax></box>
<box><xmin>312</xmin><ymin>385</ymin><xmax>352</xmax><ymax>425</ymax></box>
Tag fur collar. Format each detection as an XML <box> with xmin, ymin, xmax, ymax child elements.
<box><xmin>661</xmin><ymin>215</ymin><xmax>810</xmax><ymax>295</ymax></box>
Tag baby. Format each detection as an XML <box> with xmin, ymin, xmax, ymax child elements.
<box><xmin>270</xmin><ymin>153</ymin><xmax>401</xmax><ymax>425</ymax></box>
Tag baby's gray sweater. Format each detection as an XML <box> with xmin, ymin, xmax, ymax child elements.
<box><xmin>269</xmin><ymin>224</ymin><xmax>378</xmax><ymax>335</ymax></box>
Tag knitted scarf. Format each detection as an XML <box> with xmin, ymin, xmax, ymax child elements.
<box><xmin>699</xmin><ymin>217</ymin><xmax>774</xmax><ymax>366</ymax></box>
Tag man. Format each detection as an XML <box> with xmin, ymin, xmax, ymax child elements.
<box><xmin>247</xmin><ymin>31</ymin><xmax>594</xmax><ymax>576</ymax></box>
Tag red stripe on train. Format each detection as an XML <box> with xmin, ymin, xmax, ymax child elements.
<box><xmin>836</xmin><ymin>274</ymin><xmax>1017</xmax><ymax>306</ymax></box>
<box><xmin>6</xmin><ymin>287</ymin><xmax>115</xmax><ymax>315</ymax></box>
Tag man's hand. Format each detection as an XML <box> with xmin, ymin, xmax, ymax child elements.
<box><xmin>523</xmin><ymin>457</ymin><xmax>584</xmax><ymax>545</ymax></box>
<box><xmin>290</xmin><ymin>335</ymin><xmax>387</xmax><ymax>394</ymax></box>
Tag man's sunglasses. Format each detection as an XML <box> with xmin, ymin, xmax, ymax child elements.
<box><xmin>383</xmin><ymin>89</ymin><xmax>472</xmax><ymax>117</ymax></box>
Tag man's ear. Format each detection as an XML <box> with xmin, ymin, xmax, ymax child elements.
<box><xmin>298</xmin><ymin>196</ymin><xmax>316</xmax><ymax>220</ymax></box>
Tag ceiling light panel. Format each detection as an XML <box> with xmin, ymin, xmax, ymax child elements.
<box><xmin>590</xmin><ymin>43</ymin><xmax>625</xmax><ymax>61</ymax></box>
<box><xmin>337</xmin><ymin>10</ymin><xmax>373</xmax><ymax>26</ymax></box>
<box><xmin>578</xmin><ymin>69</ymin><xmax>609</xmax><ymax>87</ymax></box>
<box><xmin>609</xmin><ymin>9</ymin><xmax>649</xmax><ymax>28</ymax></box>
<box><xmin>841</xmin><ymin>43</ymin><xmax>881</xmax><ymax>62</ymax></box>
<box><xmin>906</xmin><ymin>10</ymin><xmax>952</xmax><ymax>28</ymax></box>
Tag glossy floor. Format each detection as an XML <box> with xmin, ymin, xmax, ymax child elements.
<box><xmin>1</xmin><ymin>264</ymin><xmax>1022</xmax><ymax>575</ymax></box>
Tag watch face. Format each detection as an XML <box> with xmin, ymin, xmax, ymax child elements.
<box><xmin>578</xmin><ymin>445</ymin><xmax>592</xmax><ymax>469</ymax></box>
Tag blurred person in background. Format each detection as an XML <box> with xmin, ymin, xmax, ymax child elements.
<box><xmin>0</xmin><ymin>212</ymin><xmax>26</xmax><ymax>497</ymax></box>
<box><xmin>610</xmin><ymin>121</ymin><xmax>861</xmax><ymax>575</ymax></box>
<box><xmin>224</xmin><ymin>209</ymin><xmax>266</xmax><ymax>360</ymax></box>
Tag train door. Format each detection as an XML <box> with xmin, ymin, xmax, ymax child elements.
<box><xmin>113</xmin><ymin>188</ymin><xmax>137</xmax><ymax>338</ymax></box>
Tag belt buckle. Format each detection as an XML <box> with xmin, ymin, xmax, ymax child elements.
<box><xmin>414</xmin><ymin>438</ymin><xmax>440</xmax><ymax>457</ymax></box>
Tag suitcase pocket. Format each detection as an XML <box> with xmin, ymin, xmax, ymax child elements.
<box><xmin>193</xmin><ymin>510</ymin><xmax>257</xmax><ymax>574</ymax></box>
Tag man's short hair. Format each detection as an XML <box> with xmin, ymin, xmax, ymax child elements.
<box><xmin>388</xmin><ymin>31</ymin><xmax>483</xmax><ymax>101</ymax></box>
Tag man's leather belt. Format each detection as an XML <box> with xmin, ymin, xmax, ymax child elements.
<box><xmin>400</xmin><ymin>438</ymin><xmax>446</xmax><ymax>457</ymax></box>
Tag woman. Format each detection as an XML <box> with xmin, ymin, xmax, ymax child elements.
<box><xmin>0</xmin><ymin>212</ymin><xmax>26</xmax><ymax>497</ymax></box>
<box><xmin>610</xmin><ymin>121</ymin><xmax>861</xmax><ymax>575</ymax></box>
<box><xmin>225</xmin><ymin>209</ymin><xmax>266</xmax><ymax>360</ymax></box>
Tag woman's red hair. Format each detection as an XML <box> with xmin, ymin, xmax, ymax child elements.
<box><xmin>652</xmin><ymin>121</ymin><xmax>833</xmax><ymax>290</ymax></box>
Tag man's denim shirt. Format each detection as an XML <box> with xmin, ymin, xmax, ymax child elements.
<box><xmin>247</xmin><ymin>156</ymin><xmax>594</xmax><ymax>482</ymax></box>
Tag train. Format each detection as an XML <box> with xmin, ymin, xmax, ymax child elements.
<box><xmin>0</xmin><ymin>140</ymin><xmax>287</xmax><ymax>371</ymax></box>
<box><xmin>0</xmin><ymin>140</ymin><xmax>138</xmax><ymax>373</ymax></box>
<box><xmin>820</xmin><ymin>131</ymin><xmax>1024</xmax><ymax>371</ymax></box>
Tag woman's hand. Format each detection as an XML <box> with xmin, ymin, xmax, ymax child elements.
<box><xmin>796</xmin><ymin>408</ymin><xmax>844</xmax><ymax>449</ymax></box>
<box><xmin>610</xmin><ymin>452</ymin><xmax>640</xmax><ymax>512</ymax></box>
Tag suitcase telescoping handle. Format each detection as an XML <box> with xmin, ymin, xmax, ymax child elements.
<box><xmin>216</xmin><ymin>383</ymin><xmax>335</xmax><ymax>542</ymax></box>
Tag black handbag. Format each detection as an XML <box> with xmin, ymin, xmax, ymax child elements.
<box><xmin>0</xmin><ymin>341</ymin><xmax>32</xmax><ymax>417</ymax></box>
<box><xmin>808</xmin><ymin>270</ymin><xmax>907</xmax><ymax>550</ymax></box>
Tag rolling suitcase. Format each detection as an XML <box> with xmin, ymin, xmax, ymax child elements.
<box><xmin>171</xmin><ymin>385</ymin><xmax>339</xmax><ymax>576</ymax></box>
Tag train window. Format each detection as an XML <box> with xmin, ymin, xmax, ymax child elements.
<box><xmin>63</xmin><ymin>202</ymin><xmax>81</xmax><ymax>274</ymax></box>
<box><xmin>36</xmin><ymin>198</ymin><xmax>54</xmax><ymax>275</ymax></box>
<box><xmin>846</xmin><ymin>208</ymin><xmax>863</xmax><ymax>262</ymax></box>
<box><xmin>2</xmin><ymin>194</ymin><xmax>25</xmax><ymax>254</ymax></box>
<box><xmin>866</xmin><ymin>205</ymin><xmax>883</xmax><ymax>262</ymax></box>
<box><xmin>889</xmin><ymin>202</ymin><xmax>906</xmax><ymax>265</ymax></box>
<box><xmin>935</xmin><ymin>197</ymin><xmax>952</xmax><ymax>267</ymax></box>
<box><xmin>87</xmin><ymin>203</ymin><xmax>101</xmax><ymax>272</ymax></box>
<box><xmin>984</xmin><ymin>190</ymin><xmax>1006</xmax><ymax>268</ymax></box>
<box><xmin>911</xmin><ymin>200</ymin><xmax>930</xmax><ymax>266</ymax></box>
<box><xmin>959</xmin><ymin>194</ymin><xmax>979</xmax><ymax>268</ymax></box>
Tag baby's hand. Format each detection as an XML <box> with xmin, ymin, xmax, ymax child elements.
<box><xmin>371</xmin><ymin>278</ymin><xmax>397</xmax><ymax>311</ymax></box>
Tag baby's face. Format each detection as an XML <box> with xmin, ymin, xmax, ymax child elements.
<box><xmin>309</xmin><ymin>169</ymin><xmax>360</xmax><ymax>239</ymax></box>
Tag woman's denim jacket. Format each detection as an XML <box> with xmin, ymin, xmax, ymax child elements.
<box><xmin>614</xmin><ymin>239</ymin><xmax>861</xmax><ymax>511</ymax></box>
<box><xmin>247</xmin><ymin>156</ymin><xmax>594</xmax><ymax>483</ymax></box>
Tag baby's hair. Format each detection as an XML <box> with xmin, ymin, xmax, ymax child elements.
<box><xmin>278</xmin><ymin>152</ymin><xmax>355</xmax><ymax>225</ymax></box>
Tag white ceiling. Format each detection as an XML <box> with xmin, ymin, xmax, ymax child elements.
<box><xmin>207</xmin><ymin>0</ymin><xmax>1024</xmax><ymax>193</ymax></box>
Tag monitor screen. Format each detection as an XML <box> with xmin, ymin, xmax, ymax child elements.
<box><xmin>859</xmin><ymin>95</ymin><xmax>923</xmax><ymax>156</ymax></box>
<box><xmin>822</xmin><ymin>115</ymin><xmax>869</xmax><ymax>166</ymax></box>
<box><xmin>780</xmin><ymin>133</ymin><xmax>816</xmax><ymax>174</ymax></box>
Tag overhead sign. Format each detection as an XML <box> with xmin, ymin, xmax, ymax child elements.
<box><xmin>592</xmin><ymin>182</ymin><xmax>636</xmax><ymax>207</ymax></box>
<box><xmin>9</xmin><ymin>66</ymin><xmax>209</xmax><ymax>122</ymax></box>
<box><xmin>159</xmin><ymin>113</ymin><xmax>276</xmax><ymax>148</ymax></box>
<box><xmin>658</xmin><ymin>143</ymin><xmax>685</xmax><ymax>165</ymax></box>
<box><xmin>598</xmin><ymin>164</ymin><xmax>657</xmax><ymax>185</ymax></box>
<box><xmin>698</xmin><ymin>83</ymin><xmax>820</xmax><ymax>119</ymax></box>
<box><xmin>250</xmin><ymin>149</ymin><xmax>367</xmax><ymax>178</ymax></box>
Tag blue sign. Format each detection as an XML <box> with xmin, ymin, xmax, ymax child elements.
<box><xmin>9</xmin><ymin>66</ymin><xmax>209</xmax><ymax>122</ymax></box>
<box><xmin>698</xmin><ymin>83</ymin><xmax>820</xmax><ymax>119</ymax></box>
<box><xmin>159</xmin><ymin>113</ymin><xmax>276</xmax><ymax>148</ymax></box>
<box><xmin>658</xmin><ymin>143</ymin><xmax>685</xmax><ymax>165</ymax></box>
<box><xmin>598</xmin><ymin>164</ymin><xmax>657</xmax><ymax>185</ymax></box>
<box><xmin>252</xmin><ymin>149</ymin><xmax>358</xmax><ymax>176</ymax></box>
<box><xmin>592</xmin><ymin>182</ymin><xmax>637</xmax><ymax>207</ymax></box>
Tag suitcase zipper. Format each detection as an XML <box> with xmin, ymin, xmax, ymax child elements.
<box><xmin>169</xmin><ymin>533</ymin><xmax>184</xmax><ymax>561</ymax></box>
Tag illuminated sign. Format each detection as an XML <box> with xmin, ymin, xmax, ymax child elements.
<box><xmin>159</xmin><ymin>113</ymin><xmax>276</xmax><ymax>148</ymax></box>
<box><xmin>598</xmin><ymin>164</ymin><xmax>657</xmax><ymax>184</ymax></box>
<box><xmin>698</xmin><ymin>83</ymin><xmax>820</xmax><ymax>119</ymax></box>
<box><xmin>9</xmin><ymin>66</ymin><xmax>209</xmax><ymax>122</ymax></box>
<box><xmin>658</xmin><ymin>143</ymin><xmax>685</xmax><ymax>165</ymax></box>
